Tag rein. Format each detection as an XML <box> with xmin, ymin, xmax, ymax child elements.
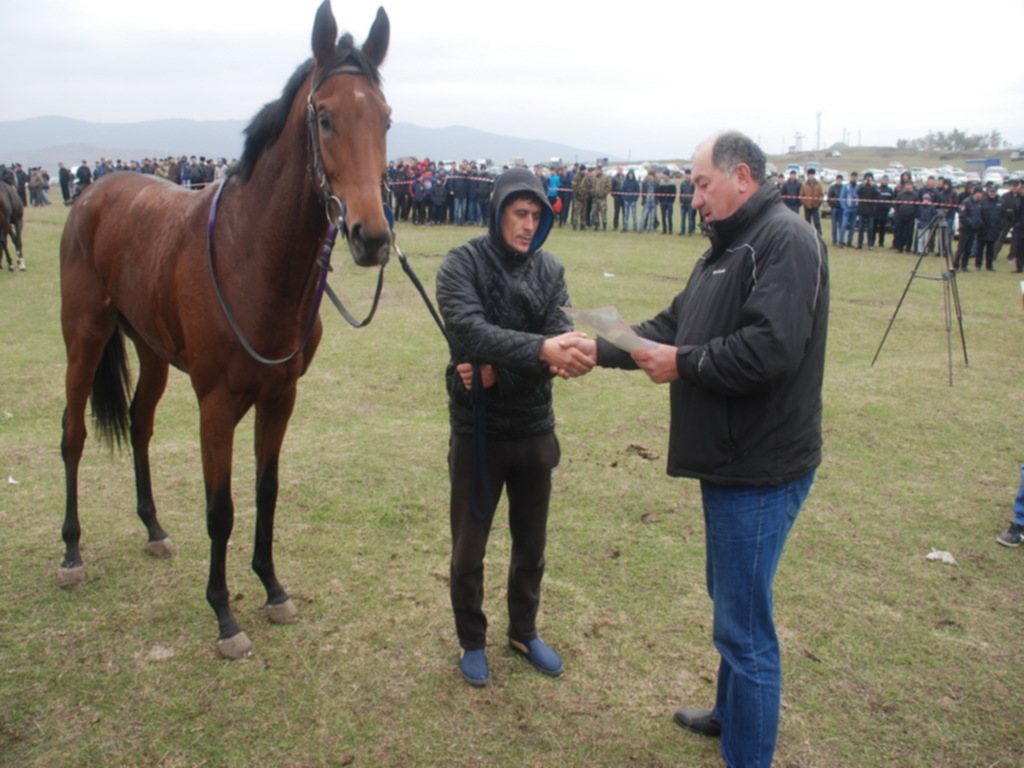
<box><xmin>205</xmin><ymin>61</ymin><xmax>386</xmax><ymax>366</ymax></box>
<box><xmin>393</xmin><ymin>238</ymin><xmax>494</xmax><ymax>523</ymax></box>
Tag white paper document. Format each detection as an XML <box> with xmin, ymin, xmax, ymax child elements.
<box><xmin>561</xmin><ymin>306</ymin><xmax>657</xmax><ymax>353</ymax></box>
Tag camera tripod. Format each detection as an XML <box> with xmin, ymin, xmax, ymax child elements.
<box><xmin>871</xmin><ymin>217</ymin><xmax>968</xmax><ymax>386</ymax></box>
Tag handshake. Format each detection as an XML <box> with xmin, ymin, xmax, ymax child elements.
<box><xmin>541</xmin><ymin>332</ymin><xmax>597</xmax><ymax>379</ymax></box>
<box><xmin>457</xmin><ymin>331</ymin><xmax>679</xmax><ymax>391</ymax></box>
<box><xmin>545</xmin><ymin>331</ymin><xmax>681</xmax><ymax>385</ymax></box>
<box><xmin>455</xmin><ymin>332</ymin><xmax>596</xmax><ymax>391</ymax></box>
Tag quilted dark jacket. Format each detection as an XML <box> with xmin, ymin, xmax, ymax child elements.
<box><xmin>436</xmin><ymin>168</ymin><xmax>572</xmax><ymax>438</ymax></box>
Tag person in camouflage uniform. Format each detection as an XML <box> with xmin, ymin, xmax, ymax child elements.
<box><xmin>590</xmin><ymin>166</ymin><xmax>613</xmax><ymax>231</ymax></box>
<box><xmin>571</xmin><ymin>164</ymin><xmax>592</xmax><ymax>231</ymax></box>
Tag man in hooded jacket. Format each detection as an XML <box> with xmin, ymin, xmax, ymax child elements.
<box><xmin>436</xmin><ymin>167</ymin><xmax>593</xmax><ymax>687</ymax></box>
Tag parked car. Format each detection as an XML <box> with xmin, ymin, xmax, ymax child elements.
<box><xmin>983</xmin><ymin>170</ymin><xmax>1005</xmax><ymax>186</ymax></box>
<box><xmin>909</xmin><ymin>167</ymin><xmax>930</xmax><ymax>183</ymax></box>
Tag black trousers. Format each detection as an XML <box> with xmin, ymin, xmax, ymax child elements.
<box><xmin>955</xmin><ymin>230</ymin><xmax>978</xmax><ymax>269</ymax></box>
<box><xmin>448</xmin><ymin>432</ymin><xmax>560</xmax><ymax>650</ymax></box>
<box><xmin>659</xmin><ymin>203</ymin><xmax>673</xmax><ymax>233</ymax></box>
<box><xmin>893</xmin><ymin>215</ymin><xmax>915</xmax><ymax>252</ymax></box>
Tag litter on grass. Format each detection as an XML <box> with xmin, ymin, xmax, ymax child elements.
<box><xmin>925</xmin><ymin>548</ymin><xmax>957</xmax><ymax>565</ymax></box>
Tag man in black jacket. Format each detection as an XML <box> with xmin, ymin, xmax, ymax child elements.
<box><xmin>979</xmin><ymin>184</ymin><xmax>1005</xmax><ymax>270</ymax></box>
<box><xmin>893</xmin><ymin>181</ymin><xmax>918</xmax><ymax>253</ymax></box>
<box><xmin>933</xmin><ymin>178</ymin><xmax>957</xmax><ymax>257</ymax></box>
<box><xmin>580</xmin><ymin>131</ymin><xmax>828</xmax><ymax>768</ymax></box>
<box><xmin>955</xmin><ymin>187</ymin><xmax>984</xmax><ymax>271</ymax></box>
<box><xmin>436</xmin><ymin>167</ymin><xmax>593</xmax><ymax>687</ymax></box>
<box><xmin>780</xmin><ymin>169</ymin><xmax>802</xmax><ymax>214</ymax></box>
<box><xmin>827</xmin><ymin>174</ymin><xmax>844</xmax><ymax>246</ymax></box>
<box><xmin>873</xmin><ymin>175</ymin><xmax>894</xmax><ymax>248</ymax></box>
<box><xmin>856</xmin><ymin>172</ymin><xmax>880</xmax><ymax>249</ymax></box>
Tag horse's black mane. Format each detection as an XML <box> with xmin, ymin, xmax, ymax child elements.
<box><xmin>229</xmin><ymin>33</ymin><xmax>381</xmax><ymax>183</ymax></box>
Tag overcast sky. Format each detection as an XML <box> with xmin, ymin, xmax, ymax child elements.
<box><xmin>7</xmin><ymin>0</ymin><xmax>1024</xmax><ymax>161</ymax></box>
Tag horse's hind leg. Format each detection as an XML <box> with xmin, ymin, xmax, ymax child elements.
<box><xmin>129</xmin><ymin>341</ymin><xmax>174</xmax><ymax>558</ymax></box>
<box><xmin>58</xmin><ymin>322</ymin><xmax>116</xmax><ymax>588</ymax></box>
<box><xmin>13</xmin><ymin>219</ymin><xmax>24</xmax><ymax>270</ymax></box>
<box><xmin>253</xmin><ymin>389</ymin><xmax>299</xmax><ymax>625</ymax></box>
<box><xmin>0</xmin><ymin>229</ymin><xmax>10</xmax><ymax>271</ymax></box>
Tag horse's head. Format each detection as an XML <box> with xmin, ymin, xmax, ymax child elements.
<box><xmin>308</xmin><ymin>1</ymin><xmax>391</xmax><ymax>268</ymax></box>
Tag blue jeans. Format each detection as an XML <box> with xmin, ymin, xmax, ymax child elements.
<box><xmin>1013</xmin><ymin>465</ymin><xmax>1024</xmax><ymax>526</ymax></box>
<box><xmin>641</xmin><ymin>201</ymin><xmax>657</xmax><ymax>232</ymax></box>
<box><xmin>468</xmin><ymin>199</ymin><xmax>482</xmax><ymax>226</ymax></box>
<box><xmin>681</xmin><ymin>203</ymin><xmax>696</xmax><ymax>233</ymax></box>
<box><xmin>857</xmin><ymin>214</ymin><xmax>875</xmax><ymax>248</ymax></box>
<box><xmin>840</xmin><ymin>210</ymin><xmax>857</xmax><ymax>245</ymax></box>
<box><xmin>702</xmin><ymin>470</ymin><xmax>815</xmax><ymax>768</ymax></box>
<box><xmin>803</xmin><ymin>207</ymin><xmax>821</xmax><ymax>234</ymax></box>
<box><xmin>454</xmin><ymin>197</ymin><xmax>467</xmax><ymax>226</ymax></box>
<box><xmin>830</xmin><ymin>209</ymin><xmax>841</xmax><ymax>244</ymax></box>
<box><xmin>623</xmin><ymin>201</ymin><xmax>638</xmax><ymax>231</ymax></box>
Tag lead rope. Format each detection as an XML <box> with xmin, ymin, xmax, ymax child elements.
<box><xmin>394</xmin><ymin>237</ymin><xmax>494</xmax><ymax>523</ymax></box>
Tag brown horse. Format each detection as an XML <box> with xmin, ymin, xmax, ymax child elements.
<box><xmin>58</xmin><ymin>0</ymin><xmax>391</xmax><ymax>659</ymax></box>
<box><xmin>0</xmin><ymin>175</ymin><xmax>24</xmax><ymax>271</ymax></box>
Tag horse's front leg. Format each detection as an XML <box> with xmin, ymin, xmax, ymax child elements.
<box><xmin>253</xmin><ymin>389</ymin><xmax>299</xmax><ymax>625</ymax></box>
<box><xmin>199</xmin><ymin>394</ymin><xmax>251</xmax><ymax>659</ymax></box>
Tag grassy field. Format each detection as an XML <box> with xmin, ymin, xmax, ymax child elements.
<box><xmin>1</xmin><ymin>200</ymin><xmax>1023</xmax><ymax>768</ymax></box>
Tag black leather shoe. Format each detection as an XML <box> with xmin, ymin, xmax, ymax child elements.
<box><xmin>673</xmin><ymin>708</ymin><xmax>722</xmax><ymax>738</ymax></box>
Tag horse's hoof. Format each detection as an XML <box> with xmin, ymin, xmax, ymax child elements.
<box><xmin>217</xmin><ymin>632</ymin><xmax>254</xmax><ymax>660</ymax></box>
<box><xmin>57</xmin><ymin>565</ymin><xmax>88</xmax><ymax>589</ymax></box>
<box><xmin>264</xmin><ymin>598</ymin><xmax>299</xmax><ymax>624</ymax></box>
<box><xmin>146</xmin><ymin>538</ymin><xmax>176</xmax><ymax>558</ymax></box>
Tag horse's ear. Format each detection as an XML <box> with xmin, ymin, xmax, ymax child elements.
<box><xmin>362</xmin><ymin>7</ymin><xmax>389</xmax><ymax>68</ymax></box>
<box><xmin>311</xmin><ymin>0</ymin><xmax>338</xmax><ymax>63</ymax></box>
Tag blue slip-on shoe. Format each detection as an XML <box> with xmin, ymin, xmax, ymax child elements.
<box><xmin>459</xmin><ymin>648</ymin><xmax>490</xmax><ymax>686</ymax></box>
<box><xmin>509</xmin><ymin>637</ymin><xmax>564</xmax><ymax>677</ymax></box>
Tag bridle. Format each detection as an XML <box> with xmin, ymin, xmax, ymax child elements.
<box><xmin>206</xmin><ymin>60</ymin><xmax>387</xmax><ymax>366</ymax></box>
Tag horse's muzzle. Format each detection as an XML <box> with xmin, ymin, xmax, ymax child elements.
<box><xmin>349</xmin><ymin>222</ymin><xmax>391</xmax><ymax>267</ymax></box>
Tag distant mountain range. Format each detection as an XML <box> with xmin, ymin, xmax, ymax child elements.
<box><xmin>0</xmin><ymin>116</ymin><xmax>619</xmax><ymax>174</ymax></box>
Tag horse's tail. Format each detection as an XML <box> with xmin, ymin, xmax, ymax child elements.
<box><xmin>90</xmin><ymin>324</ymin><xmax>132</xmax><ymax>451</ymax></box>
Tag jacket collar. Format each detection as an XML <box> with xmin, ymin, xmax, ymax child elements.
<box><xmin>706</xmin><ymin>183</ymin><xmax>779</xmax><ymax>259</ymax></box>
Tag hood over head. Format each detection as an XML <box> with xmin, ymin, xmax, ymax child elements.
<box><xmin>489</xmin><ymin>167</ymin><xmax>554</xmax><ymax>254</ymax></box>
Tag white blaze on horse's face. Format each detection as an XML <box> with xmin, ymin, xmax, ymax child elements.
<box><xmin>314</xmin><ymin>74</ymin><xmax>391</xmax><ymax>260</ymax></box>
<box><xmin>309</xmin><ymin>2</ymin><xmax>391</xmax><ymax>268</ymax></box>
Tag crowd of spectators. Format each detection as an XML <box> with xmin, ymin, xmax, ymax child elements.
<box><xmin>12</xmin><ymin>153</ymin><xmax>1019</xmax><ymax>269</ymax></box>
<box><xmin>2</xmin><ymin>163</ymin><xmax>53</xmax><ymax>207</ymax></box>
<box><xmin>807</xmin><ymin>169</ymin><xmax>1024</xmax><ymax>271</ymax></box>
<box><xmin>386</xmin><ymin>158</ymin><xmax>700</xmax><ymax>235</ymax></box>
<box><xmin>2</xmin><ymin>155</ymin><xmax>236</xmax><ymax>207</ymax></box>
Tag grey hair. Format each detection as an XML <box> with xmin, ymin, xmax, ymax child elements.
<box><xmin>710</xmin><ymin>131</ymin><xmax>766</xmax><ymax>186</ymax></box>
